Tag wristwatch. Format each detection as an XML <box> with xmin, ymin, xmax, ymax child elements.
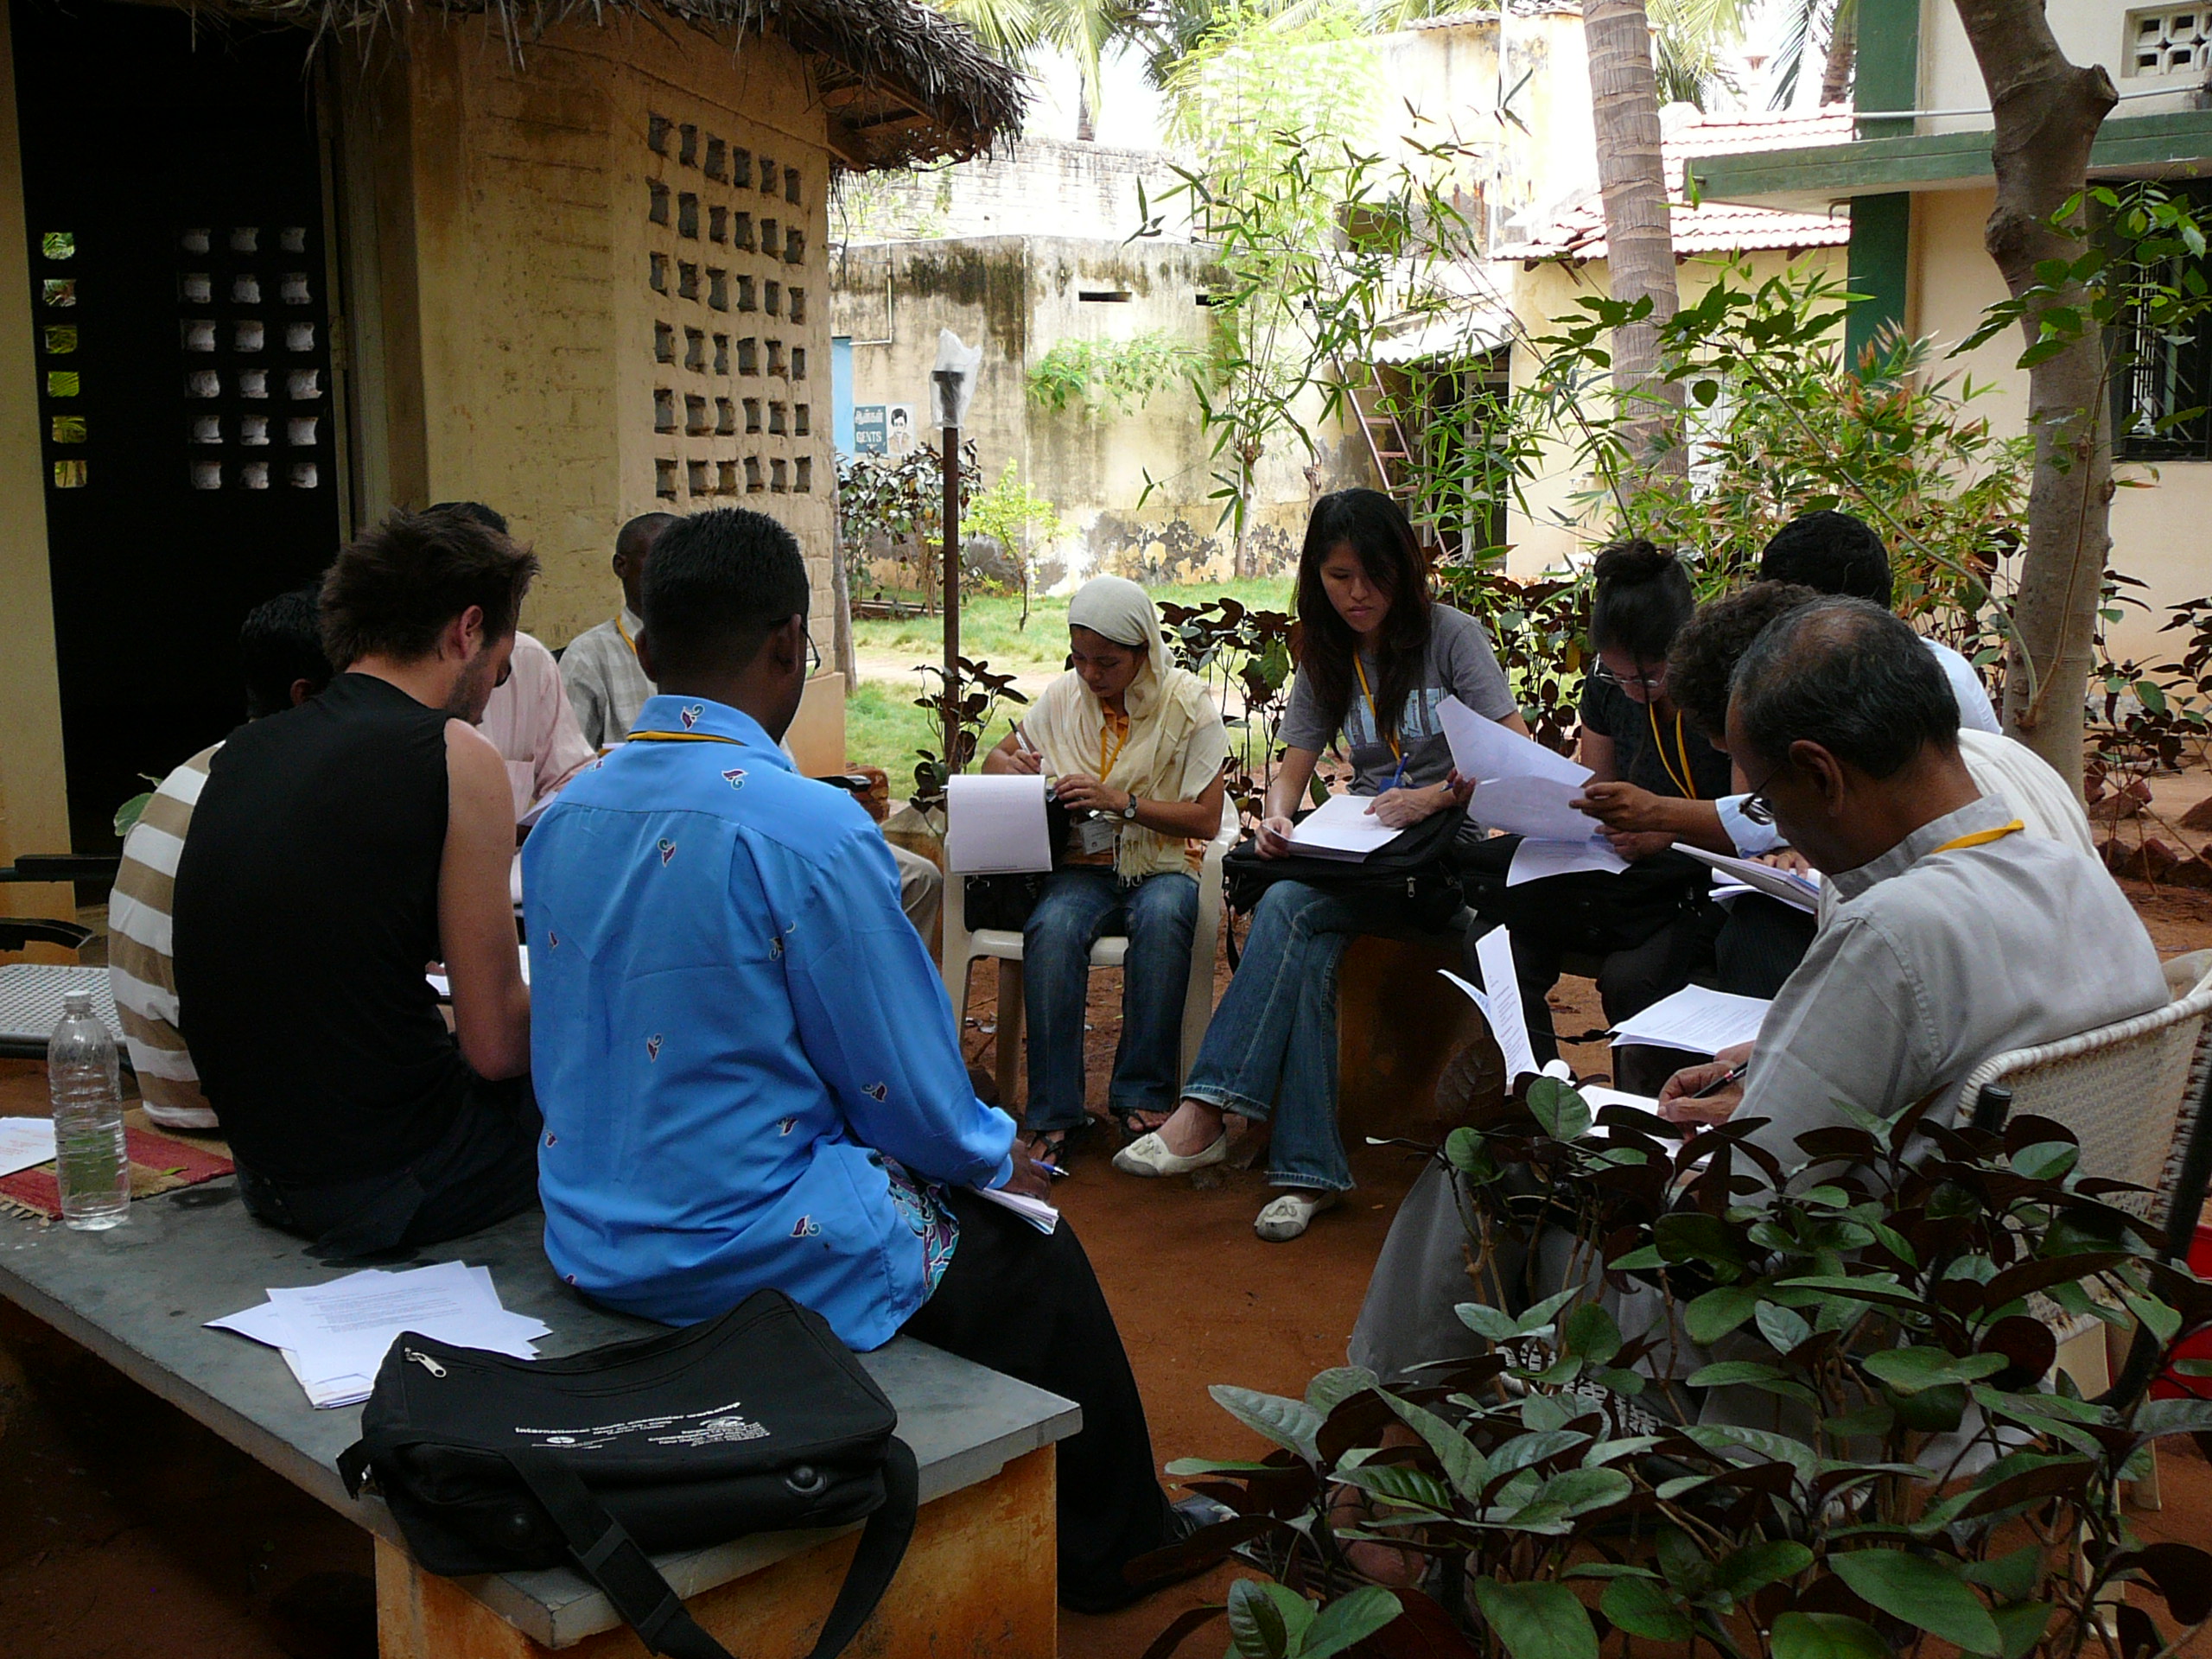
<box><xmin>1120</xmin><ymin>795</ymin><xmax>1141</xmax><ymax>821</ymax></box>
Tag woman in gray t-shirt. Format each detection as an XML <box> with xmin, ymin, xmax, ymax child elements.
<box><xmin>1111</xmin><ymin>489</ymin><xmax>1525</xmax><ymax>1241</ymax></box>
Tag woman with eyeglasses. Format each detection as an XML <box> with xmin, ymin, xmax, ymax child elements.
<box><xmin>1471</xmin><ymin>541</ymin><xmax>1735</xmax><ymax>1092</ymax></box>
<box><xmin>1111</xmin><ymin>489</ymin><xmax>1526</xmax><ymax>1242</ymax></box>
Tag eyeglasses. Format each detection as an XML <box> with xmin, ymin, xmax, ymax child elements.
<box><xmin>805</xmin><ymin>631</ymin><xmax>822</xmax><ymax>676</ymax></box>
<box><xmin>1738</xmin><ymin>759</ymin><xmax>1785</xmax><ymax>826</ymax></box>
<box><xmin>1592</xmin><ymin>662</ymin><xmax>1667</xmax><ymax>694</ymax></box>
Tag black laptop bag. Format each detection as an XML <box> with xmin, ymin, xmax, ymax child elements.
<box><xmin>338</xmin><ymin>1288</ymin><xmax>917</xmax><ymax>1659</ymax></box>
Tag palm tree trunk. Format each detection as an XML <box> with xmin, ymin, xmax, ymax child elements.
<box><xmin>1585</xmin><ymin>0</ymin><xmax>1688</xmax><ymax>477</ymax></box>
<box><xmin>1077</xmin><ymin>82</ymin><xmax>1096</xmax><ymax>143</ymax></box>
<box><xmin>1947</xmin><ymin>0</ymin><xmax>2117</xmax><ymax>791</ymax></box>
<box><xmin>1818</xmin><ymin>1</ymin><xmax>1856</xmax><ymax>106</ymax></box>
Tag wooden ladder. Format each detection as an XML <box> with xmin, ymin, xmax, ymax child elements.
<box><xmin>1333</xmin><ymin>353</ymin><xmax>1444</xmax><ymax>558</ymax></box>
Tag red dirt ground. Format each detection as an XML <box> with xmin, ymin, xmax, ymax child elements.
<box><xmin>0</xmin><ymin>876</ymin><xmax>2208</xmax><ymax>1657</ymax></box>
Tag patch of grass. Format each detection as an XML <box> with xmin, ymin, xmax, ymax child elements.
<box><xmin>843</xmin><ymin>578</ymin><xmax>1297</xmax><ymax>796</ymax></box>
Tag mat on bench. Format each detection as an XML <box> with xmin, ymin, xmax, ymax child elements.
<box><xmin>0</xmin><ymin>1114</ymin><xmax>233</xmax><ymax>1221</ymax></box>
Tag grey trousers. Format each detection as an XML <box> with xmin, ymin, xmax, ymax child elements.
<box><xmin>888</xmin><ymin>840</ymin><xmax>943</xmax><ymax>943</ymax></box>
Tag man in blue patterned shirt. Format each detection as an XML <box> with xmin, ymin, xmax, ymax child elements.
<box><xmin>524</xmin><ymin>507</ymin><xmax>1197</xmax><ymax>1611</ymax></box>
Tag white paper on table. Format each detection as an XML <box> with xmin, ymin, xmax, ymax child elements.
<box><xmin>944</xmin><ymin>773</ymin><xmax>1054</xmax><ymax>874</ymax></box>
<box><xmin>1467</xmin><ymin>773</ymin><xmax>1606</xmax><ymax>843</ymax></box>
<box><xmin>1285</xmin><ymin>791</ymin><xmax>1405</xmax><ymax>862</ymax></box>
<box><xmin>0</xmin><ymin>1117</ymin><xmax>57</xmax><ymax>1179</ymax></box>
<box><xmin>1610</xmin><ymin>985</ymin><xmax>1770</xmax><ymax>1055</ymax></box>
<box><xmin>969</xmin><ymin>1185</ymin><xmax>1059</xmax><ymax>1234</ymax></box>
<box><xmin>1439</xmin><ymin>696</ymin><xmax>1589</xmax><ymax>789</ymax></box>
<box><xmin>1506</xmin><ymin>836</ymin><xmax>1629</xmax><ymax>887</ymax></box>
<box><xmin>1675</xmin><ymin>845</ymin><xmax>1821</xmax><ymax>914</ymax></box>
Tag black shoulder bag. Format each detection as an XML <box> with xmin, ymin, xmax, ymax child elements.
<box><xmin>338</xmin><ymin>1288</ymin><xmax>917</xmax><ymax>1659</ymax></box>
<box><xmin>1222</xmin><ymin>801</ymin><xmax>1468</xmax><ymax>931</ymax></box>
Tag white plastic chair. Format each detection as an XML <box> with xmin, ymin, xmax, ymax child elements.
<box><xmin>1955</xmin><ymin>962</ymin><xmax>2212</xmax><ymax>1507</ymax></box>
<box><xmin>941</xmin><ymin>798</ymin><xmax>1242</xmax><ymax>1110</ymax></box>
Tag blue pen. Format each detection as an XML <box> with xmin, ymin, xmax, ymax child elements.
<box><xmin>1382</xmin><ymin>753</ymin><xmax>1408</xmax><ymax>793</ymax></box>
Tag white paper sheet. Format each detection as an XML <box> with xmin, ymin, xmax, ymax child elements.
<box><xmin>1675</xmin><ymin>846</ymin><xmax>1821</xmax><ymax>913</ymax></box>
<box><xmin>1506</xmin><ymin>836</ymin><xmax>1630</xmax><ymax>886</ymax></box>
<box><xmin>1610</xmin><ymin>985</ymin><xmax>1771</xmax><ymax>1055</ymax></box>
<box><xmin>970</xmin><ymin>1185</ymin><xmax>1059</xmax><ymax>1234</ymax></box>
<box><xmin>1285</xmin><ymin>791</ymin><xmax>1405</xmax><ymax>862</ymax></box>
<box><xmin>1475</xmin><ymin>924</ymin><xmax>1540</xmax><ymax>1085</ymax></box>
<box><xmin>0</xmin><ymin>1117</ymin><xmax>57</xmax><ymax>1179</ymax></box>
<box><xmin>1439</xmin><ymin>696</ymin><xmax>1589</xmax><ymax>788</ymax></box>
<box><xmin>211</xmin><ymin>1262</ymin><xmax>550</xmax><ymax>1408</ymax></box>
<box><xmin>1469</xmin><ymin>774</ymin><xmax>1607</xmax><ymax>843</ymax></box>
<box><xmin>944</xmin><ymin>773</ymin><xmax>1054</xmax><ymax>874</ymax></box>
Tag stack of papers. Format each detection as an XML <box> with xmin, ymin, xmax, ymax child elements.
<box><xmin>1286</xmin><ymin>792</ymin><xmax>1404</xmax><ymax>862</ymax></box>
<box><xmin>1611</xmin><ymin>985</ymin><xmax>1771</xmax><ymax>1056</ymax></box>
<box><xmin>1677</xmin><ymin>846</ymin><xmax>1821</xmax><ymax>914</ymax></box>
<box><xmin>972</xmin><ymin>1185</ymin><xmax>1059</xmax><ymax>1233</ymax></box>
<box><xmin>209</xmin><ymin>1262</ymin><xmax>550</xmax><ymax>1409</ymax></box>
<box><xmin>0</xmin><ymin>1117</ymin><xmax>58</xmax><ymax>1179</ymax></box>
<box><xmin>1437</xmin><ymin>699</ymin><xmax>1626</xmax><ymax>884</ymax></box>
<box><xmin>944</xmin><ymin>774</ymin><xmax>1053</xmax><ymax>874</ymax></box>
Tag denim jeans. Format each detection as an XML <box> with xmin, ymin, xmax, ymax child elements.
<box><xmin>1021</xmin><ymin>868</ymin><xmax>1199</xmax><ymax>1133</ymax></box>
<box><xmin>1181</xmin><ymin>879</ymin><xmax>1410</xmax><ymax>1192</ymax></box>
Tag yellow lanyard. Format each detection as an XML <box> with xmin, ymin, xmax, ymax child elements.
<box><xmin>1932</xmin><ymin>819</ymin><xmax>2024</xmax><ymax>855</ymax></box>
<box><xmin>626</xmin><ymin>730</ymin><xmax>741</xmax><ymax>745</ymax></box>
<box><xmin>1353</xmin><ymin>656</ymin><xmax>1402</xmax><ymax>763</ymax></box>
<box><xmin>615</xmin><ymin>613</ymin><xmax>645</xmax><ymax>664</ymax></box>
<box><xmin>1098</xmin><ymin>713</ymin><xmax>1130</xmax><ymax>780</ymax></box>
<box><xmin>1648</xmin><ymin>700</ymin><xmax>1698</xmax><ymax>800</ymax></box>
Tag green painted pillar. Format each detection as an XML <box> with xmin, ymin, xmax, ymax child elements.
<box><xmin>1846</xmin><ymin>194</ymin><xmax>1912</xmax><ymax>367</ymax></box>
<box><xmin>1844</xmin><ymin>0</ymin><xmax>1920</xmax><ymax>368</ymax></box>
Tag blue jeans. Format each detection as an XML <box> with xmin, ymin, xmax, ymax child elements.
<box><xmin>1181</xmin><ymin>880</ymin><xmax>1408</xmax><ymax>1192</ymax></box>
<box><xmin>1022</xmin><ymin>868</ymin><xmax>1199</xmax><ymax>1133</ymax></box>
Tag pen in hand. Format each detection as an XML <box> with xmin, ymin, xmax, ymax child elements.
<box><xmin>1688</xmin><ymin>1063</ymin><xmax>1746</xmax><ymax>1100</ymax></box>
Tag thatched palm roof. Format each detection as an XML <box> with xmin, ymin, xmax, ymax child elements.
<box><xmin>202</xmin><ymin>0</ymin><xmax>1027</xmax><ymax>168</ymax></box>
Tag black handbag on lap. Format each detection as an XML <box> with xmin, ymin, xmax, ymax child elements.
<box><xmin>1222</xmin><ymin>800</ymin><xmax>1468</xmax><ymax>930</ymax></box>
<box><xmin>337</xmin><ymin>1289</ymin><xmax>917</xmax><ymax>1659</ymax></box>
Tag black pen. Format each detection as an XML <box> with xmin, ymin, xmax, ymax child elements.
<box><xmin>1688</xmin><ymin>1063</ymin><xmax>1746</xmax><ymax>1100</ymax></box>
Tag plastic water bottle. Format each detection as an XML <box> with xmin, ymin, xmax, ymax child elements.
<box><xmin>48</xmin><ymin>994</ymin><xmax>128</xmax><ymax>1230</ymax></box>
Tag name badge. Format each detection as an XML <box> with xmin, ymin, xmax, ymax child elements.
<box><xmin>1076</xmin><ymin>817</ymin><xmax>1120</xmax><ymax>855</ymax></box>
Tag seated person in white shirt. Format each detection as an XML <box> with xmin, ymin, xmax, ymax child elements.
<box><xmin>557</xmin><ymin>508</ymin><xmax>947</xmax><ymax>939</ymax></box>
<box><xmin>1350</xmin><ymin>598</ymin><xmax>2166</xmax><ymax>1387</ymax></box>
<box><xmin>429</xmin><ymin>503</ymin><xmax>594</xmax><ymax>822</ymax></box>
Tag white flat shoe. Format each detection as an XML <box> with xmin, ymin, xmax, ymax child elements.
<box><xmin>1112</xmin><ymin>1130</ymin><xmax>1228</xmax><ymax>1178</ymax></box>
<box><xmin>1255</xmin><ymin>1189</ymin><xmax>1340</xmax><ymax>1242</ymax></box>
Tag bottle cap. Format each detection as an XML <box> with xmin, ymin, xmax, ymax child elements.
<box><xmin>62</xmin><ymin>993</ymin><xmax>94</xmax><ymax>1016</ymax></box>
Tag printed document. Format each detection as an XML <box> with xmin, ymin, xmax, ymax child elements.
<box><xmin>944</xmin><ymin>773</ymin><xmax>1053</xmax><ymax>874</ymax></box>
<box><xmin>1286</xmin><ymin>791</ymin><xmax>1404</xmax><ymax>861</ymax></box>
<box><xmin>1676</xmin><ymin>846</ymin><xmax>1821</xmax><ymax>914</ymax></box>
<box><xmin>1437</xmin><ymin>696</ymin><xmax>1611</xmax><ymax>849</ymax></box>
<box><xmin>970</xmin><ymin>1185</ymin><xmax>1059</xmax><ymax>1234</ymax></box>
<box><xmin>211</xmin><ymin>1261</ymin><xmax>551</xmax><ymax>1409</ymax></box>
<box><xmin>1610</xmin><ymin>985</ymin><xmax>1771</xmax><ymax>1056</ymax></box>
<box><xmin>0</xmin><ymin>1117</ymin><xmax>57</xmax><ymax>1179</ymax></box>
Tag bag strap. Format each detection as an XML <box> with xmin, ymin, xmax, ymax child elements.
<box><xmin>505</xmin><ymin>1437</ymin><xmax>918</xmax><ymax>1659</ymax></box>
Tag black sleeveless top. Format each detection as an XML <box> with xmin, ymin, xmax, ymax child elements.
<box><xmin>173</xmin><ymin>673</ymin><xmax>473</xmax><ymax>1185</ymax></box>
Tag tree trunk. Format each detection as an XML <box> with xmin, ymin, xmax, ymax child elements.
<box><xmin>1948</xmin><ymin>0</ymin><xmax>2117</xmax><ymax>792</ymax></box>
<box><xmin>1076</xmin><ymin>83</ymin><xmax>1096</xmax><ymax>143</ymax></box>
<box><xmin>1818</xmin><ymin>1</ymin><xmax>1856</xmax><ymax>107</ymax></box>
<box><xmin>1584</xmin><ymin>0</ymin><xmax>1688</xmax><ymax>477</ymax></box>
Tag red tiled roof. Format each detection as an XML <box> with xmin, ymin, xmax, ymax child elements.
<box><xmin>1495</xmin><ymin>108</ymin><xmax>1853</xmax><ymax>263</ymax></box>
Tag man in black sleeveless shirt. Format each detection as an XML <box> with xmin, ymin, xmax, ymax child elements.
<box><xmin>174</xmin><ymin>508</ymin><xmax>540</xmax><ymax>1255</ymax></box>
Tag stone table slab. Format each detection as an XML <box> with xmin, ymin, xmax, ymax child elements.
<box><xmin>0</xmin><ymin>1181</ymin><xmax>1079</xmax><ymax>1648</ymax></box>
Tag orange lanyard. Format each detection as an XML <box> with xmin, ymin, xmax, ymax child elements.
<box><xmin>1933</xmin><ymin>820</ymin><xmax>2024</xmax><ymax>855</ymax></box>
<box><xmin>1353</xmin><ymin>656</ymin><xmax>1402</xmax><ymax>762</ymax></box>
<box><xmin>1648</xmin><ymin>700</ymin><xmax>1697</xmax><ymax>800</ymax></box>
<box><xmin>615</xmin><ymin>613</ymin><xmax>644</xmax><ymax>664</ymax></box>
<box><xmin>1098</xmin><ymin>715</ymin><xmax>1130</xmax><ymax>779</ymax></box>
<box><xmin>626</xmin><ymin>730</ymin><xmax>741</xmax><ymax>745</ymax></box>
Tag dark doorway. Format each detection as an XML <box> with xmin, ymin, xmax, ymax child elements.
<box><xmin>13</xmin><ymin>0</ymin><xmax>340</xmax><ymax>854</ymax></box>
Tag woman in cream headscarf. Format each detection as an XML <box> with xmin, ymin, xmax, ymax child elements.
<box><xmin>980</xmin><ymin>576</ymin><xmax>1230</xmax><ymax>1157</ymax></box>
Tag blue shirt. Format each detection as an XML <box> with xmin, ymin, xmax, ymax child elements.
<box><xmin>522</xmin><ymin>694</ymin><xmax>1018</xmax><ymax>1347</ymax></box>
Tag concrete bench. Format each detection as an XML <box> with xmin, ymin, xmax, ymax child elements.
<box><xmin>0</xmin><ymin>1182</ymin><xmax>1077</xmax><ymax>1656</ymax></box>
